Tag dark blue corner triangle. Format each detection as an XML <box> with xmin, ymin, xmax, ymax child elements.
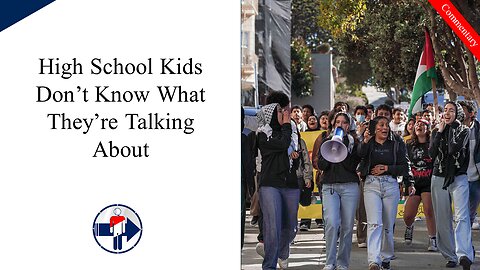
<box><xmin>0</xmin><ymin>0</ymin><xmax>55</xmax><ymax>32</ymax></box>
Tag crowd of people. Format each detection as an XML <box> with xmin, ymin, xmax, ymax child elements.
<box><xmin>241</xmin><ymin>90</ymin><xmax>480</xmax><ymax>270</ymax></box>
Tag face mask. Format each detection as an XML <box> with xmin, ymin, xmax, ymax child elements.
<box><xmin>356</xmin><ymin>114</ymin><xmax>365</xmax><ymax>123</ymax></box>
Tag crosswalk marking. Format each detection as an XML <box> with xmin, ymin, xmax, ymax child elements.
<box><xmin>242</xmin><ymin>216</ymin><xmax>330</xmax><ymax>269</ymax></box>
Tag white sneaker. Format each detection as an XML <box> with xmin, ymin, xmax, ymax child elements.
<box><xmin>255</xmin><ymin>242</ymin><xmax>265</xmax><ymax>258</ymax></box>
<box><xmin>472</xmin><ymin>217</ymin><xmax>480</xmax><ymax>230</ymax></box>
<box><xmin>299</xmin><ymin>224</ymin><xmax>309</xmax><ymax>231</ymax></box>
<box><xmin>337</xmin><ymin>265</ymin><xmax>348</xmax><ymax>270</ymax></box>
<box><xmin>428</xmin><ymin>237</ymin><xmax>438</xmax><ymax>252</ymax></box>
<box><xmin>358</xmin><ymin>242</ymin><xmax>367</xmax><ymax>248</ymax></box>
<box><xmin>322</xmin><ymin>264</ymin><xmax>335</xmax><ymax>270</ymax></box>
<box><xmin>278</xmin><ymin>258</ymin><xmax>288</xmax><ymax>269</ymax></box>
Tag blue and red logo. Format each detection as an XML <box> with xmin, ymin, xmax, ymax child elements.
<box><xmin>93</xmin><ymin>204</ymin><xmax>143</xmax><ymax>254</ymax></box>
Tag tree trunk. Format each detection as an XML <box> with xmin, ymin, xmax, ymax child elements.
<box><xmin>466</xmin><ymin>49</ymin><xmax>480</xmax><ymax>104</ymax></box>
<box><xmin>427</xmin><ymin>5</ymin><xmax>480</xmax><ymax>105</ymax></box>
<box><xmin>448</xmin><ymin>89</ymin><xmax>458</xmax><ymax>101</ymax></box>
<box><xmin>394</xmin><ymin>86</ymin><xmax>401</xmax><ymax>104</ymax></box>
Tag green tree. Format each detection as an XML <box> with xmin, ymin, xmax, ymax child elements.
<box><xmin>336</xmin><ymin>24</ymin><xmax>372</xmax><ymax>87</ymax></box>
<box><xmin>317</xmin><ymin>0</ymin><xmax>367</xmax><ymax>38</ymax></box>
<box><xmin>421</xmin><ymin>0</ymin><xmax>480</xmax><ymax>103</ymax></box>
<box><xmin>292</xmin><ymin>0</ymin><xmax>370</xmax><ymax>99</ymax></box>
<box><xmin>331</xmin><ymin>1</ymin><xmax>423</xmax><ymax>100</ymax></box>
<box><xmin>333</xmin><ymin>1</ymin><xmax>439</xmax><ymax>102</ymax></box>
<box><xmin>319</xmin><ymin>0</ymin><xmax>480</xmax><ymax>104</ymax></box>
<box><xmin>291</xmin><ymin>37</ymin><xmax>314</xmax><ymax>97</ymax></box>
<box><xmin>291</xmin><ymin>0</ymin><xmax>333</xmax><ymax>51</ymax></box>
<box><xmin>366</xmin><ymin>2</ymin><xmax>425</xmax><ymax>93</ymax></box>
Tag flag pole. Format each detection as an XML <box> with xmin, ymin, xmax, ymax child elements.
<box><xmin>425</xmin><ymin>26</ymin><xmax>438</xmax><ymax>122</ymax></box>
<box><xmin>431</xmin><ymin>78</ymin><xmax>439</xmax><ymax>122</ymax></box>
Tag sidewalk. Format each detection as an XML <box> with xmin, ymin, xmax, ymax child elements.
<box><xmin>242</xmin><ymin>214</ymin><xmax>480</xmax><ymax>270</ymax></box>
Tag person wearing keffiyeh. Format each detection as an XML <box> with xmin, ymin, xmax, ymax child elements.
<box><xmin>429</xmin><ymin>101</ymin><xmax>473</xmax><ymax>269</ymax></box>
<box><xmin>256</xmin><ymin>103</ymin><xmax>299</xmax><ymax>270</ymax></box>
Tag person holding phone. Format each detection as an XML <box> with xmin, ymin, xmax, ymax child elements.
<box><xmin>354</xmin><ymin>105</ymin><xmax>368</xmax><ymax>138</ymax></box>
<box><xmin>402</xmin><ymin>119</ymin><xmax>437</xmax><ymax>251</ymax></box>
<box><xmin>357</xmin><ymin>116</ymin><xmax>410</xmax><ymax>270</ymax></box>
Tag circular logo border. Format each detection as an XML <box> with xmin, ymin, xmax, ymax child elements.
<box><xmin>92</xmin><ymin>203</ymin><xmax>143</xmax><ymax>254</ymax></box>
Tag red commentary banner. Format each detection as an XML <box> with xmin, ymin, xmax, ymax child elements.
<box><xmin>428</xmin><ymin>0</ymin><xmax>480</xmax><ymax>60</ymax></box>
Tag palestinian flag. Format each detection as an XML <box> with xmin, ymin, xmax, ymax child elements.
<box><xmin>408</xmin><ymin>29</ymin><xmax>437</xmax><ymax>117</ymax></box>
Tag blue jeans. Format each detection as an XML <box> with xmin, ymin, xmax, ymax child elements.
<box><xmin>322</xmin><ymin>182</ymin><xmax>359</xmax><ymax>268</ymax></box>
<box><xmin>432</xmin><ymin>174</ymin><xmax>474</xmax><ymax>262</ymax></box>
<box><xmin>431</xmin><ymin>175</ymin><xmax>457</xmax><ymax>262</ymax></box>
<box><xmin>259</xmin><ymin>186</ymin><xmax>300</xmax><ymax>270</ymax></box>
<box><xmin>449</xmin><ymin>175</ymin><xmax>474</xmax><ymax>262</ymax></box>
<box><xmin>469</xmin><ymin>180</ymin><xmax>480</xmax><ymax>225</ymax></box>
<box><xmin>363</xmin><ymin>175</ymin><xmax>399</xmax><ymax>265</ymax></box>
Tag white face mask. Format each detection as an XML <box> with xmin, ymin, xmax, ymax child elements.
<box><xmin>356</xmin><ymin>114</ymin><xmax>365</xmax><ymax>123</ymax></box>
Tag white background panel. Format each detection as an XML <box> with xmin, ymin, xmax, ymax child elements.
<box><xmin>0</xmin><ymin>0</ymin><xmax>240</xmax><ymax>269</ymax></box>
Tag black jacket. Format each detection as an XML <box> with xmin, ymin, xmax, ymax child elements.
<box><xmin>429</xmin><ymin>101</ymin><xmax>470</xmax><ymax>189</ymax></box>
<box><xmin>429</xmin><ymin>121</ymin><xmax>469</xmax><ymax>178</ymax></box>
<box><xmin>242</xmin><ymin>132</ymin><xmax>256</xmax><ymax>196</ymax></box>
<box><xmin>357</xmin><ymin>132</ymin><xmax>411</xmax><ymax>181</ymax></box>
<box><xmin>317</xmin><ymin>135</ymin><xmax>361</xmax><ymax>184</ymax></box>
<box><xmin>258</xmin><ymin>123</ymin><xmax>292</xmax><ymax>188</ymax></box>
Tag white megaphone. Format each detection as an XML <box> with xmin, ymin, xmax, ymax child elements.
<box><xmin>320</xmin><ymin>127</ymin><xmax>348</xmax><ymax>163</ymax></box>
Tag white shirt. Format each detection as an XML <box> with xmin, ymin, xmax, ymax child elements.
<box><xmin>389</xmin><ymin>121</ymin><xmax>406</xmax><ymax>137</ymax></box>
<box><xmin>296</xmin><ymin>121</ymin><xmax>307</xmax><ymax>132</ymax></box>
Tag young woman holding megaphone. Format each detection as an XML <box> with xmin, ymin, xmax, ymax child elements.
<box><xmin>317</xmin><ymin>112</ymin><xmax>361</xmax><ymax>270</ymax></box>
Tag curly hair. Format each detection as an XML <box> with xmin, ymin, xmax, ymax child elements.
<box><xmin>409</xmin><ymin>120</ymin><xmax>430</xmax><ymax>145</ymax></box>
<box><xmin>404</xmin><ymin>118</ymin><xmax>415</xmax><ymax>136</ymax></box>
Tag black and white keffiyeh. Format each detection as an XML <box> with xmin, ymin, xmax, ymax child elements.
<box><xmin>439</xmin><ymin>101</ymin><xmax>469</xmax><ymax>189</ymax></box>
<box><xmin>256</xmin><ymin>103</ymin><xmax>279</xmax><ymax>139</ymax></box>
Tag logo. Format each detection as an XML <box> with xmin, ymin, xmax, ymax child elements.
<box><xmin>93</xmin><ymin>204</ymin><xmax>143</xmax><ymax>254</ymax></box>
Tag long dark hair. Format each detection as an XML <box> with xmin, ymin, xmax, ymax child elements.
<box><xmin>333</xmin><ymin>112</ymin><xmax>351</xmax><ymax>132</ymax></box>
<box><xmin>306</xmin><ymin>115</ymin><xmax>320</xmax><ymax>131</ymax></box>
<box><xmin>333</xmin><ymin>112</ymin><xmax>359</xmax><ymax>143</ymax></box>
<box><xmin>409</xmin><ymin>120</ymin><xmax>430</xmax><ymax>145</ymax></box>
<box><xmin>404</xmin><ymin>117</ymin><xmax>415</xmax><ymax>136</ymax></box>
<box><xmin>369</xmin><ymin>116</ymin><xmax>390</xmax><ymax>137</ymax></box>
<box><xmin>327</xmin><ymin>109</ymin><xmax>337</xmax><ymax>131</ymax></box>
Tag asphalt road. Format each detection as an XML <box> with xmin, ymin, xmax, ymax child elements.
<box><xmin>242</xmin><ymin>214</ymin><xmax>480</xmax><ymax>270</ymax></box>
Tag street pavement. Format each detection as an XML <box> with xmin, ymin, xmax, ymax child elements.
<box><xmin>242</xmin><ymin>213</ymin><xmax>480</xmax><ymax>270</ymax></box>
